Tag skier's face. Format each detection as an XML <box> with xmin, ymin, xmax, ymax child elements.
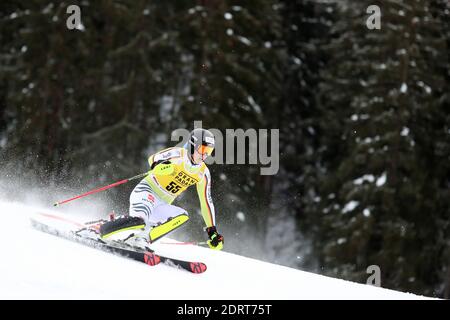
<box><xmin>192</xmin><ymin>149</ymin><xmax>206</xmax><ymax>164</ymax></box>
<box><xmin>192</xmin><ymin>145</ymin><xmax>213</xmax><ymax>164</ymax></box>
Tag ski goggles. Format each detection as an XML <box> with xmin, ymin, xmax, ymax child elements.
<box><xmin>197</xmin><ymin>145</ymin><xmax>214</xmax><ymax>156</ymax></box>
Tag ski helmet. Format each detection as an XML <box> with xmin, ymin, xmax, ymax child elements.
<box><xmin>187</xmin><ymin>128</ymin><xmax>215</xmax><ymax>158</ymax></box>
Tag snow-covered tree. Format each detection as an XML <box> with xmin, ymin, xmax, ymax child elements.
<box><xmin>315</xmin><ymin>0</ymin><xmax>449</xmax><ymax>297</ymax></box>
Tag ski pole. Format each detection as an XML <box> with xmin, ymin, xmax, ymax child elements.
<box><xmin>158</xmin><ymin>241</ymin><xmax>208</xmax><ymax>246</ymax></box>
<box><xmin>53</xmin><ymin>172</ymin><xmax>149</xmax><ymax>207</ymax></box>
<box><xmin>53</xmin><ymin>162</ymin><xmax>174</xmax><ymax>207</ymax></box>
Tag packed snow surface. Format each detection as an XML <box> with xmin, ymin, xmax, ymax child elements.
<box><xmin>0</xmin><ymin>201</ymin><xmax>432</xmax><ymax>300</ymax></box>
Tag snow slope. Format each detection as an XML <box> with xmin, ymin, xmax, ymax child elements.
<box><xmin>0</xmin><ymin>201</ymin><xmax>432</xmax><ymax>300</ymax></box>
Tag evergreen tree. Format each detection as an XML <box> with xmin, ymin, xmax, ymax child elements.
<box><xmin>278</xmin><ymin>0</ymin><xmax>336</xmax><ymax>271</ymax></box>
<box><xmin>315</xmin><ymin>0</ymin><xmax>449</xmax><ymax>297</ymax></box>
<box><xmin>0</xmin><ymin>1</ymin><xmax>190</xmax><ymax>207</ymax></box>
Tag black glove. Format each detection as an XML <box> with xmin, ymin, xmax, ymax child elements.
<box><xmin>206</xmin><ymin>226</ymin><xmax>224</xmax><ymax>250</ymax></box>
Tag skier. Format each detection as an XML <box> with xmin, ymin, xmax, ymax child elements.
<box><xmin>98</xmin><ymin>128</ymin><xmax>224</xmax><ymax>250</ymax></box>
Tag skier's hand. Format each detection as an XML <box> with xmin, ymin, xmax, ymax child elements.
<box><xmin>206</xmin><ymin>226</ymin><xmax>224</xmax><ymax>250</ymax></box>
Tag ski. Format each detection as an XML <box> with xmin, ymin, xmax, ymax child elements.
<box><xmin>30</xmin><ymin>218</ymin><xmax>207</xmax><ymax>274</ymax></box>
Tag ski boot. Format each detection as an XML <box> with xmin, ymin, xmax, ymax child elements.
<box><xmin>99</xmin><ymin>216</ymin><xmax>146</xmax><ymax>241</ymax></box>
